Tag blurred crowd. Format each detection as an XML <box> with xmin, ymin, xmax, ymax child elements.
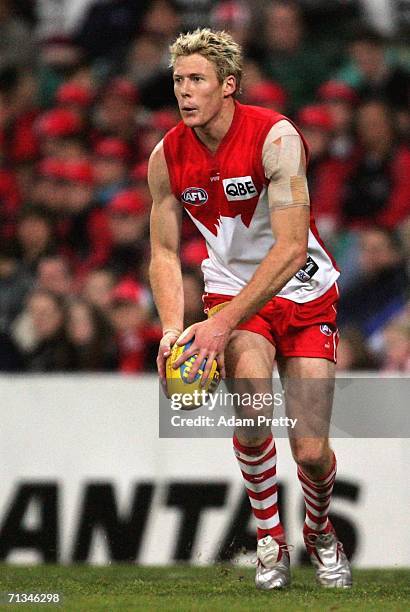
<box><xmin>0</xmin><ymin>0</ymin><xmax>409</xmax><ymax>374</ymax></box>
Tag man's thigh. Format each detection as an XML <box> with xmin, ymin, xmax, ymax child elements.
<box><xmin>225</xmin><ymin>329</ymin><xmax>276</xmax><ymax>379</ymax></box>
<box><xmin>278</xmin><ymin>356</ymin><xmax>335</xmax><ymax>456</ymax></box>
<box><xmin>225</xmin><ymin>330</ymin><xmax>276</xmax><ymax>443</ymax></box>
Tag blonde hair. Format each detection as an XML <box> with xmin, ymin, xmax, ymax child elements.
<box><xmin>169</xmin><ymin>28</ymin><xmax>243</xmax><ymax>94</ymax></box>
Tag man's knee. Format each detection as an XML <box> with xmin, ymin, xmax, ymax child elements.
<box><xmin>235</xmin><ymin>428</ymin><xmax>271</xmax><ymax>448</ymax></box>
<box><xmin>291</xmin><ymin>438</ymin><xmax>330</xmax><ymax>470</ymax></box>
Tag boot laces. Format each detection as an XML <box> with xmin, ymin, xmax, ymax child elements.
<box><xmin>252</xmin><ymin>542</ymin><xmax>294</xmax><ymax>566</ymax></box>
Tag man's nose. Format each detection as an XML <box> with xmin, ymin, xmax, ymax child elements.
<box><xmin>180</xmin><ymin>81</ymin><xmax>192</xmax><ymax>97</ymax></box>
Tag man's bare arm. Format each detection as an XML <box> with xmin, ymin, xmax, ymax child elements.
<box><xmin>149</xmin><ymin>141</ymin><xmax>184</xmax><ymax>381</ymax></box>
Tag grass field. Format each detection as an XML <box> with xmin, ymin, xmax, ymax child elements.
<box><xmin>0</xmin><ymin>565</ymin><xmax>409</xmax><ymax>612</ymax></box>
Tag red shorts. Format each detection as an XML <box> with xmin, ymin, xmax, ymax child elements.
<box><xmin>203</xmin><ymin>284</ymin><xmax>340</xmax><ymax>363</ymax></box>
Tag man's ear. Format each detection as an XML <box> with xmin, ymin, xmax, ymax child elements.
<box><xmin>223</xmin><ymin>75</ymin><xmax>237</xmax><ymax>98</ymax></box>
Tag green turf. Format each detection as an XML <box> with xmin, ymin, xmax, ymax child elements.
<box><xmin>0</xmin><ymin>565</ymin><xmax>409</xmax><ymax>612</ymax></box>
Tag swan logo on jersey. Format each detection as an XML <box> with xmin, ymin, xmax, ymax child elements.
<box><xmin>223</xmin><ymin>176</ymin><xmax>257</xmax><ymax>201</ymax></box>
<box><xmin>181</xmin><ymin>187</ymin><xmax>208</xmax><ymax>206</ymax></box>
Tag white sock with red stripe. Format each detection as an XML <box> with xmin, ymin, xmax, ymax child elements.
<box><xmin>297</xmin><ymin>453</ymin><xmax>337</xmax><ymax>542</ymax></box>
<box><xmin>233</xmin><ymin>434</ymin><xmax>285</xmax><ymax>542</ymax></box>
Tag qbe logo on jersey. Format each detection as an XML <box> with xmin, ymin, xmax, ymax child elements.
<box><xmin>223</xmin><ymin>176</ymin><xmax>257</xmax><ymax>201</ymax></box>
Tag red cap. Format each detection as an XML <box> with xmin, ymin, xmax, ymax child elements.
<box><xmin>246</xmin><ymin>81</ymin><xmax>287</xmax><ymax>108</ymax></box>
<box><xmin>318</xmin><ymin>80</ymin><xmax>358</xmax><ymax>104</ymax></box>
<box><xmin>111</xmin><ymin>279</ymin><xmax>143</xmax><ymax>304</ymax></box>
<box><xmin>61</xmin><ymin>160</ymin><xmax>94</xmax><ymax>184</ymax></box>
<box><xmin>105</xmin><ymin>78</ymin><xmax>139</xmax><ymax>104</ymax></box>
<box><xmin>211</xmin><ymin>0</ymin><xmax>251</xmax><ymax>27</ymax></box>
<box><xmin>181</xmin><ymin>238</ymin><xmax>208</xmax><ymax>267</ymax></box>
<box><xmin>130</xmin><ymin>160</ymin><xmax>148</xmax><ymax>182</ymax></box>
<box><xmin>37</xmin><ymin>108</ymin><xmax>82</xmax><ymax>137</ymax></box>
<box><xmin>56</xmin><ymin>82</ymin><xmax>94</xmax><ymax>107</ymax></box>
<box><xmin>37</xmin><ymin>157</ymin><xmax>66</xmax><ymax>179</ymax></box>
<box><xmin>94</xmin><ymin>138</ymin><xmax>130</xmax><ymax>161</ymax></box>
<box><xmin>297</xmin><ymin>105</ymin><xmax>333</xmax><ymax>132</ymax></box>
<box><xmin>108</xmin><ymin>189</ymin><xmax>146</xmax><ymax>216</ymax></box>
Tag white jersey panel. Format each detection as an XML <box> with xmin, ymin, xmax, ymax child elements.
<box><xmin>187</xmin><ymin>187</ymin><xmax>339</xmax><ymax>303</ymax></box>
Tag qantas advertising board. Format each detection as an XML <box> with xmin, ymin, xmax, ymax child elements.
<box><xmin>0</xmin><ymin>375</ymin><xmax>409</xmax><ymax>567</ymax></box>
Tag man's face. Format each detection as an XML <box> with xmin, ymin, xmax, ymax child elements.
<box><xmin>173</xmin><ymin>54</ymin><xmax>229</xmax><ymax>129</ymax></box>
<box><xmin>350</xmin><ymin>42</ymin><xmax>384</xmax><ymax>78</ymax></box>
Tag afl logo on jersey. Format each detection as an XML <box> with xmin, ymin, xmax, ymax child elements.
<box><xmin>181</xmin><ymin>187</ymin><xmax>208</xmax><ymax>206</ymax></box>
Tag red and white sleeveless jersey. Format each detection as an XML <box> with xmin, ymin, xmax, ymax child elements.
<box><xmin>163</xmin><ymin>101</ymin><xmax>339</xmax><ymax>303</ymax></box>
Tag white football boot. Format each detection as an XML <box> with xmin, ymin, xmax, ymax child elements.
<box><xmin>255</xmin><ymin>535</ymin><xmax>291</xmax><ymax>590</ymax></box>
<box><xmin>306</xmin><ymin>531</ymin><xmax>352</xmax><ymax>588</ymax></box>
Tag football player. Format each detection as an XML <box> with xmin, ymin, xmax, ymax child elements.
<box><xmin>149</xmin><ymin>28</ymin><xmax>351</xmax><ymax>589</ymax></box>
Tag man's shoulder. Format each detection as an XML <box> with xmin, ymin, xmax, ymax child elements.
<box><xmin>163</xmin><ymin>119</ymin><xmax>188</xmax><ymax>144</ymax></box>
<box><xmin>239</xmin><ymin>102</ymin><xmax>286</xmax><ymax>126</ymax></box>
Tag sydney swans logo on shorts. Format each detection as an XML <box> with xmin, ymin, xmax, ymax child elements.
<box><xmin>320</xmin><ymin>324</ymin><xmax>333</xmax><ymax>336</ymax></box>
<box><xmin>181</xmin><ymin>187</ymin><xmax>208</xmax><ymax>206</ymax></box>
<box><xmin>223</xmin><ymin>176</ymin><xmax>257</xmax><ymax>201</ymax></box>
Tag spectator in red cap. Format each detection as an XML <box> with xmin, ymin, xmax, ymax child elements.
<box><xmin>56</xmin><ymin>159</ymin><xmax>111</xmax><ymax>280</ymax></box>
<box><xmin>94</xmin><ymin>77</ymin><xmax>140</xmax><ymax>142</ymax></box>
<box><xmin>37</xmin><ymin>108</ymin><xmax>82</xmax><ymax>139</ymax></box>
<box><xmin>130</xmin><ymin>160</ymin><xmax>151</xmax><ymax>208</ymax></box>
<box><xmin>181</xmin><ymin>238</ymin><xmax>208</xmax><ymax>270</ymax></box>
<box><xmin>137</xmin><ymin>109</ymin><xmax>179</xmax><ymax>160</ymax></box>
<box><xmin>104</xmin><ymin>77</ymin><xmax>139</xmax><ymax>104</ymax></box>
<box><xmin>36</xmin><ymin>108</ymin><xmax>86</xmax><ymax>159</ymax></box>
<box><xmin>341</xmin><ymin>100</ymin><xmax>410</xmax><ymax>229</ymax></box>
<box><xmin>32</xmin><ymin>158</ymin><xmax>68</xmax><ymax>213</ymax></box>
<box><xmin>106</xmin><ymin>189</ymin><xmax>149</xmax><ymax>280</ymax></box>
<box><xmin>0</xmin><ymin>163</ymin><xmax>21</xmax><ymax>241</ymax></box>
<box><xmin>109</xmin><ymin>279</ymin><xmax>161</xmax><ymax>373</ymax></box>
<box><xmin>318</xmin><ymin>80</ymin><xmax>358</xmax><ymax>106</ymax></box>
<box><xmin>298</xmin><ymin>104</ymin><xmax>352</xmax><ymax>237</ymax></box>
<box><xmin>318</xmin><ymin>80</ymin><xmax>358</xmax><ymax>160</ymax></box>
<box><xmin>56</xmin><ymin>82</ymin><xmax>94</xmax><ymax>108</ymax></box>
<box><xmin>210</xmin><ymin>0</ymin><xmax>252</xmax><ymax>47</ymax></box>
<box><xmin>55</xmin><ymin>81</ymin><xmax>94</xmax><ymax>131</ymax></box>
<box><xmin>297</xmin><ymin>105</ymin><xmax>334</xmax><ymax>162</ymax></box>
<box><xmin>0</xmin><ymin>69</ymin><xmax>39</xmax><ymax>166</ymax></box>
<box><xmin>245</xmin><ymin>80</ymin><xmax>288</xmax><ymax>113</ymax></box>
<box><xmin>93</xmin><ymin>138</ymin><xmax>131</xmax><ymax>206</ymax></box>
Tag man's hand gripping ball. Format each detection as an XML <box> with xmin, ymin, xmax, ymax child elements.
<box><xmin>165</xmin><ymin>325</ymin><xmax>221</xmax><ymax>409</ymax></box>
